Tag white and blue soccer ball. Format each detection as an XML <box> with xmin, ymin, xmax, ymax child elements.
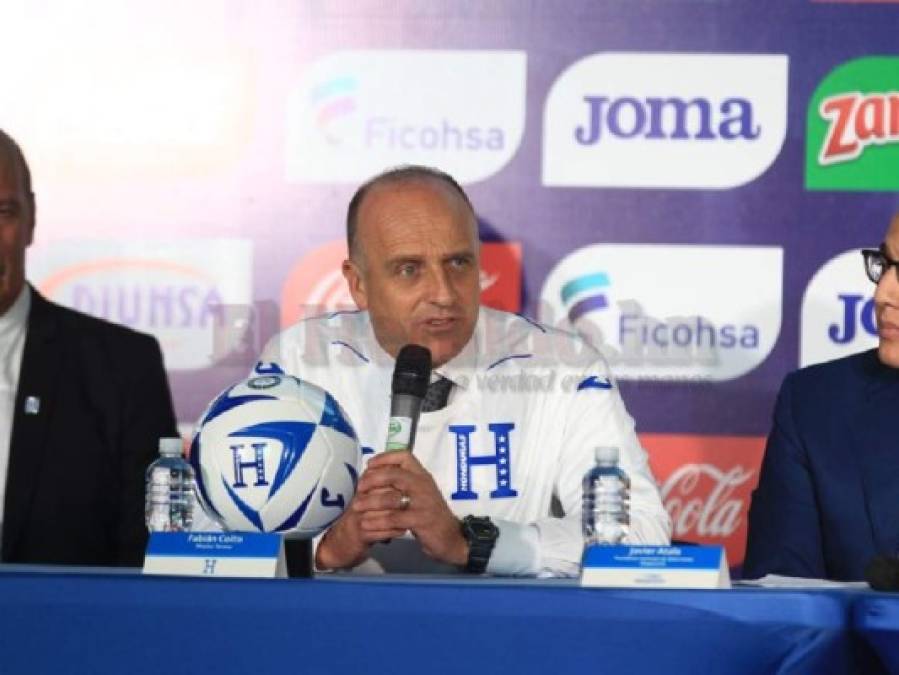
<box><xmin>190</xmin><ymin>363</ymin><xmax>361</xmax><ymax>538</ymax></box>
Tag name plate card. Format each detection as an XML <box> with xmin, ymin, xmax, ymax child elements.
<box><xmin>581</xmin><ymin>545</ymin><xmax>730</xmax><ymax>589</ymax></box>
<box><xmin>143</xmin><ymin>532</ymin><xmax>286</xmax><ymax>578</ymax></box>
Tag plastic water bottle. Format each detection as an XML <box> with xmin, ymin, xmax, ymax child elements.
<box><xmin>145</xmin><ymin>437</ymin><xmax>195</xmax><ymax>532</ymax></box>
<box><xmin>582</xmin><ymin>446</ymin><xmax>630</xmax><ymax>546</ymax></box>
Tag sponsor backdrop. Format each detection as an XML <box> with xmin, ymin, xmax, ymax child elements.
<box><xmin>5</xmin><ymin>1</ymin><xmax>898</xmax><ymax>567</ymax></box>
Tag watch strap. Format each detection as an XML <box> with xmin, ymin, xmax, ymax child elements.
<box><xmin>461</xmin><ymin>515</ymin><xmax>498</xmax><ymax>574</ymax></box>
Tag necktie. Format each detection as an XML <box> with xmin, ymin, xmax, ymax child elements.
<box><xmin>421</xmin><ymin>376</ymin><xmax>453</xmax><ymax>413</ymax></box>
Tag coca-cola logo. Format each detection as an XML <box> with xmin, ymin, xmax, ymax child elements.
<box><xmin>660</xmin><ymin>463</ymin><xmax>755</xmax><ymax>539</ymax></box>
<box><xmin>641</xmin><ymin>433</ymin><xmax>765</xmax><ymax>566</ymax></box>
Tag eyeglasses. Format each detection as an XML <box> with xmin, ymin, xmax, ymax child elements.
<box><xmin>862</xmin><ymin>245</ymin><xmax>899</xmax><ymax>284</ymax></box>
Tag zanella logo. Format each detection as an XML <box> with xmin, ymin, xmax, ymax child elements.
<box><xmin>800</xmin><ymin>248</ymin><xmax>878</xmax><ymax>367</ymax></box>
<box><xmin>660</xmin><ymin>464</ymin><xmax>755</xmax><ymax>539</ymax></box>
<box><xmin>819</xmin><ymin>92</ymin><xmax>899</xmax><ymax>165</ymax></box>
<box><xmin>806</xmin><ymin>57</ymin><xmax>899</xmax><ymax>190</ymax></box>
<box><xmin>542</xmin><ymin>52</ymin><xmax>788</xmax><ymax>188</ymax></box>
<box><xmin>642</xmin><ymin>433</ymin><xmax>765</xmax><ymax>566</ymax></box>
<box><xmin>286</xmin><ymin>50</ymin><xmax>526</xmax><ymax>184</ymax></box>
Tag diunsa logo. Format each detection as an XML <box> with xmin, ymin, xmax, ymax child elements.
<box><xmin>542</xmin><ymin>53</ymin><xmax>789</xmax><ymax>189</ymax></box>
<box><xmin>286</xmin><ymin>50</ymin><xmax>526</xmax><ymax>184</ymax></box>
<box><xmin>29</xmin><ymin>239</ymin><xmax>253</xmax><ymax>370</ymax></box>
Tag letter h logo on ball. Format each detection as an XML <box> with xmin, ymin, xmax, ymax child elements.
<box><xmin>191</xmin><ymin>369</ymin><xmax>362</xmax><ymax>537</ymax></box>
<box><xmin>230</xmin><ymin>443</ymin><xmax>270</xmax><ymax>488</ymax></box>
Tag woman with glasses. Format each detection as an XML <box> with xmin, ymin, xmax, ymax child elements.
<box><xmin>743</xmin><ymin>215</ymin><xmax>899</xmax><ymax>582</ymax></box>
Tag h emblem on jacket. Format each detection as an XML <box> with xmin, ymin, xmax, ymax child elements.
<box><xmin>449</xmin><ymin>423</ymin><xmax>518</xmax><ymax>500</ymax></box>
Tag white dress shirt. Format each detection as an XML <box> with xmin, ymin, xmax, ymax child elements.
<box><xmin>0</xmin><ymin>285</ymin><xmax>31</xmax><ymax>532</ymax></box>
<box><xmin>262</xmin><ymin>307</ymin><xmax>671</xmax><ymax>577</ymax></box>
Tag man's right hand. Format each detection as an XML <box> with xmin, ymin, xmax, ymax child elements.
<box><xmin>314</xmin><ymin>486</ymin><xmax>408</xmax><ymax>570</ymax></box>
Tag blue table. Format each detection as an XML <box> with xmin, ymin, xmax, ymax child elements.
<box><xmin>0</xmin><ymin>568</ymin><xmax>882</xmax><ymax>675</ymax></box>
<box><xmin>854</xmin><ymin>594</ymin><xmax>899</xmax><ymax>673</ymax></box>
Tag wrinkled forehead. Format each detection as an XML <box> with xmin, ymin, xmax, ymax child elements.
<box><xmin>364</xmin><ymin>178</ymin><xmax>477</xmax><ymax>237</ymax></box>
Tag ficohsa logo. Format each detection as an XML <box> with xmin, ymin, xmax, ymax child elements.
<box><xmin>286</xmin><ymin>50</ymin><xmax>526</xmax><ymax>184</ymax></box>
<box><xmin>29</xmin><ymin>239</ymin><xmax>253</xmax><ymax>370</ymax></box>
<box><xmin>542</xmin><ymin>52</ymin><xmax>788</xmax><ymax>189</ymax></box>
<box><xmin>538</xmin><ymin>244</ymin><xmax>783</xmax><ymax>381</ymax></box>
<box><xmin>800</xmin><ymin>248</ymin><xmax>877</xmax><ymax>367</ymax></box>
<box><xmin>806</xmin><ymin>57</ymin><xmax>899</xmax><ymax>191</ymax></box>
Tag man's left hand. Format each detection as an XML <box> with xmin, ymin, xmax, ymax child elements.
<box><xmin>356</xmin><ymin>452</ymin><xmax>469</xmax><ymax>567</ymax></box>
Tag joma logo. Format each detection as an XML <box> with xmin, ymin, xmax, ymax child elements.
<box><xmin>575</xmin><ymin>96</ymin><xmax>760</xmax><ymax>144</ymax></box>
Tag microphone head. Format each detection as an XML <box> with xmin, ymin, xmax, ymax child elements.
<box><xmin>866</xmin><ymin>555</ymin><xmax>899</xmax><ymax>592</ymax></box>
<box><xmin>392</xmin><ymin>344</ymin><xmax>431</xmax><ymax>398</ymax></box>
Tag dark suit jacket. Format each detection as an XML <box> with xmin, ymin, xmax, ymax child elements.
<box><xmin>2</xmin><ymin>288</ymin><xmax>178</xmax><ymax>566</ymax></box>
<box><xmin>743</xmin><ymin>349</ymin><xmax>899</xmax><ymax>581</ymax></box>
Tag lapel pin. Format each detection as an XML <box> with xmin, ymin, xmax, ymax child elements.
<box><xmin>24</xmin><ymin>396</ymin><xmax>40</xmax><ymax>415</ymax></box>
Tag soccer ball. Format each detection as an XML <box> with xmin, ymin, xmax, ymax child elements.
<box><xmin>190</xmin><ymin>363</ymin><xmax>361</xmax><ymax>538</ymax></box>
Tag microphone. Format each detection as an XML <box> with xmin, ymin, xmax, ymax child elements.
<box><xmin>374</xmin><ymin>344</ymin><xmax>430</xmax><ymax>547</ymax></box>
<box><xmin>865</xmin><ymin>555</ymin><xmax>899</xmax><ymax>592</ymax></box>
<box><xmin>385</xmin><ymin>344</ymin><xmax>431</xmax><ymax>453</ymax></box>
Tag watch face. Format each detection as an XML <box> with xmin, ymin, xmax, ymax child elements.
<box><xmin>465</xmin><ymin>517</ymin><xmax>498</xmax><ymax>542</ymax></box>
<box><xmin>472</xmin><ymin>526</ymin><xmax>497</xmax><ymax>542</ymax></box>
<box><xmin>462</xmin><ymin>517</ymin><xmax>497</xmax><ymax>574</ymax></box>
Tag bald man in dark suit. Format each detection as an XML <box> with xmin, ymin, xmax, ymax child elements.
<box><xmin>745</xmin><ymin>214</ymin><xmax>899</xmax><ymax>581</ymax></box>
<box><xmin>0</xmin><ymin>129</ymin><xmax>178</xmax><ymax>566</ymax></box>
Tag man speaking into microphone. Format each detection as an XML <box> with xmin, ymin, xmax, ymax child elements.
<box><xmin>261</xmin><ymin>166</ymin><xmax>670</xmax><ymax>576</ymax></box>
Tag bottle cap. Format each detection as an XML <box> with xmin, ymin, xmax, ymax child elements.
<box><xmin>159</xmin><ymin>437</ymin><xmax>183</xmax><ymax>456</ymax></box>
<box><xmin>594</xmin><ymin>446</ymin><xmax>619</xmax><ymax>464</ymax></box>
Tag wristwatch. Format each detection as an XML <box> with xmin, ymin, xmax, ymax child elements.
<box><xmin>460</xmin><ymin>515</ymin><xmax>499</xmax><ymax>574</ymax></box>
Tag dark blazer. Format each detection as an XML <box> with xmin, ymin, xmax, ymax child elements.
<box><xmin>2</xmin><ymin>288</ymin><xmax>178</xmax><ymax>566</ymax></box>
<box><xmin>744</xmin><ymin>349</ymin><xmax>899</xmax><ymax>581</ymax></box>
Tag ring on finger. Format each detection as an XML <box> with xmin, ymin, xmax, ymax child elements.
<box><xmin>398</xmin><ymin>493</ymin><xmax>412</xmax><ymax>510</ymax></box>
